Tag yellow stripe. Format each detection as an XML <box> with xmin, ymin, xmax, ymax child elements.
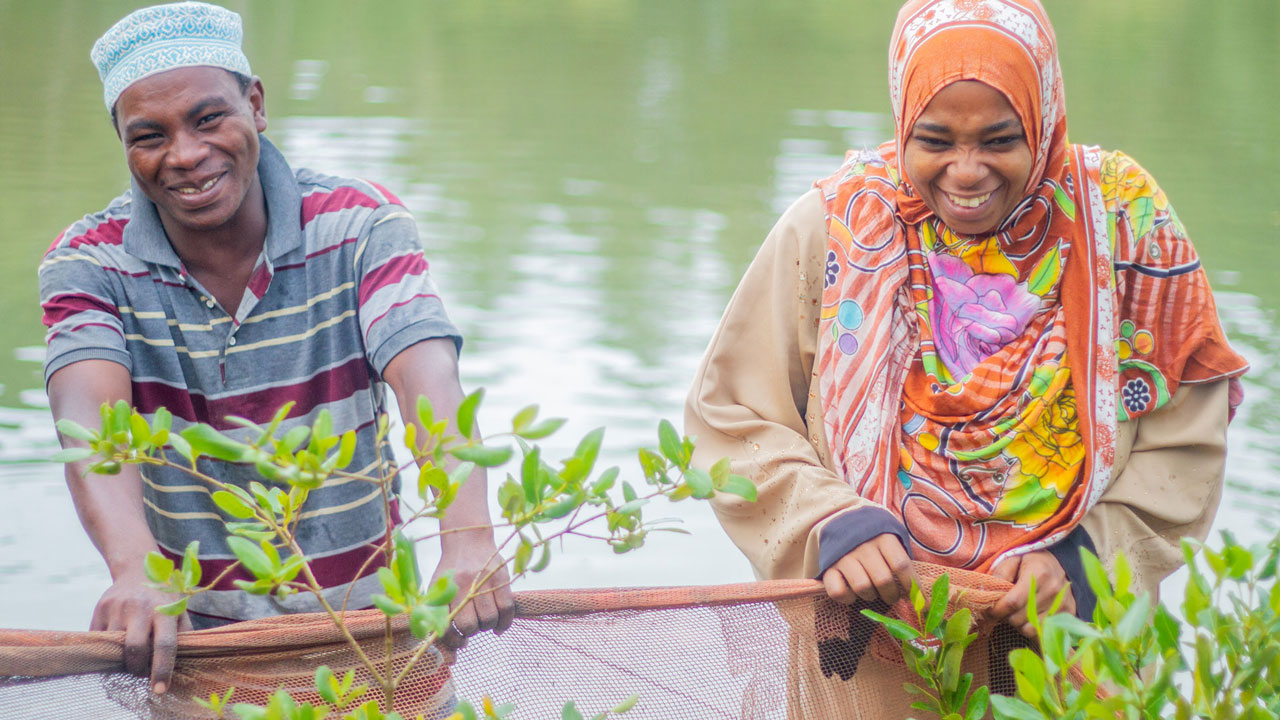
<box><xmin>299</xmin><ymin>486</ymin><xmax>383</xmax><ymax>520</ymax></box>
<box><xmin>142</xmin><ymin>476</ymin><xmax>211</xmax><ymax>494</ymax></box>
<box><xmin>372</xmin><ymin>211</ymin><xmax>413</xmax><ymax>228</ymax></box>
<box><xmin>226</xmin><ymin>310</ymin><xmax>356</xmax><ymax>354</ymax></box>
<box><xmin>242</xmin><ymin>282</ymin><xmax>355</xmax><ymax>325</ymax></box>
<box><xmin>142</xmin><ymin>496</ymin><xmax>223</xmax><ymax>521</ymax></box>
<box><xmin>40</xmin><ymin>253</ymin><xmax>102</xmax><ymax>270</ymax></box>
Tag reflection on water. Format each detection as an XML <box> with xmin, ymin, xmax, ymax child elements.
<box><xmin>2</xmin><ymin>0</ymin><xmax>1279</xmax><ymax>630</ymax></box>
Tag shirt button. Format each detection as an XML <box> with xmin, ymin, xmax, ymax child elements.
<box><xmin>228</xmin><ymin>336</ymin><xmax>237</xmax><ymax>346</ymax></box>
<box><xmin>206</xmin><ymin>299</ymin><xmax>216</xmax><ymax>309</ymax></box>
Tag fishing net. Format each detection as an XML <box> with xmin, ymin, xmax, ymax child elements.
<box><xmin>0</xmin><ymin>562</ymin><xmax>1058</xmax><ymax>719</ymax></box>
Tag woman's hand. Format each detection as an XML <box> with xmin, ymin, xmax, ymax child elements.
<box><xmin>821</xmin><ymin>533</ymin><xmax>915</xmax><ymax>605</ymax></box>
<box><xmin>990</xmin><ymin>550</ymin><xmax>1075</xmax><ymax>637</ymax></box>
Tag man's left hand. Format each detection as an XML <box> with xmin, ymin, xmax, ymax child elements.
<box><xmin>990</xmin><ymin>550</ymin><xmax>1075</xmax><ymax>637</ymax></box>
<box><xmin>434</xmin><ymin>530</ymin><xmax>514</xmax><ymax>650</ymax></box>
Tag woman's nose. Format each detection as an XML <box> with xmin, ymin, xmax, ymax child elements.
<box><xmin>947</xmin><ymin>149</ymin><xmax>989</xmax><ymax>186</ymax></box>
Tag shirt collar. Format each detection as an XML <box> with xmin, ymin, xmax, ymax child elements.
<box><xmin>121</xmin><ymin>135</ymin><xmax>303</xmax><ymax>268</ymax></box>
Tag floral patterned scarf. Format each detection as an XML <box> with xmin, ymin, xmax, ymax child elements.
<box><xmin>815</xmin><ymin>0</ymin><xmax>1247</xmax><ymax>572</ymax></box>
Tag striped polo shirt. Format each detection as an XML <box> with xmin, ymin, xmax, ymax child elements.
<box><xmin>39</xmin><ymin>137</ymin><xmax>460</xmax><ymax>627</ymax></box>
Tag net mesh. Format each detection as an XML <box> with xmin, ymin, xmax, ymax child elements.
<box><xmin>0</xmin><ymin>562</ymin><xmax>1069</xmax><ymax>719</ymax></box>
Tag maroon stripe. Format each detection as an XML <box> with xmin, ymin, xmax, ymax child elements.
<box><xmin>246</xmin><ymin>265</ymin><xmax>272</xmax><ymax>299</ymax></box>
<box><xmin>301</xmin><ymin>187</ymin><xmax>380</xmax><ymax>226</ymax></box>
<box><xmin>44</xmin><ymin>229</ymin><xmax>68</xmax><ymax>257</ymax></box>
<box><xmin>207</xmin><ymin>356</ymin><xmax>370</xmax><ymax>426</ymax></box>
<box><xmin>42</xmin><ymin>293</ymin><xmax>121</xmax><ymax>328</ymax></box>
<box><xmin>276</xmin><ymin>237</ymin><xmax>359</xmax><ymax>272</ymax></box>
<box><xmin>161</xmin><ymin>536</ymin><xmax>391</xmax><ymax>591</ymax></box>
<box><xmin>132</xmin><ymin>380</ymin><xmax>204</xmax><ymax>423</ymax></box>
<box><xmin>363</xmin><ymin>293</ymin><xmax>439</xmax><ymax>335</ymax></box>
<box><xmin>367</xmin><ymin>181</ymin><xmax>403</xmax><ymax>207</ymax></box>
<box><xmin>66</xmin><ymin>218</ymin><xmax>128</xmax><ymax>250</ymax></box>
<box><xmin>358</xmin><ymin>253</ymin><xmax>428</xmax><ymax>306</ymax></box>
<box><xmin>47</xmin><ymin>321</ymin><xmax>126</xmax><ymax>343</ymax></box>
<box><xmin>132</xmin><ymin>356</ymin><xmax>371</xmax><ymax>426</ymax></box>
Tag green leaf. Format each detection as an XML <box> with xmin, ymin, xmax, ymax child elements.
<box><xmin>371</xmin><ymin>594</ymin><xmax>405</xmax><ymax>617</ymax></box>
<box><xmin>129</xmin><ymin>412</ymin><xmax>152</xmax><ymax>447</ymax></box>
<box><xmin>212</xmin><ymin>490</ymin><xmax>258</xmax><ymax>519</ymax></box>
<box><xmin>926</xmin><ymin>572</ymin><xmax>950</xmax><ymax>634</ymax></box>
<box><xmin>280</xmin><ymin>425</ymin><xmax>311</xmax><ymax>454</ymax></box>
<box><xmin>657</xmin><ymin>420</ymin><xmax>684</xmax><ymax>466</ymax></box>
<box><xmin>1224</xmin><ymin>545</ymin><xmax>1253</xmax><ymax>579</ymax></box>
<box><xmin>719</xmin><ymin>474</ymin><xmax>757</xmax><ymax>502</ymax></box>
<box><xmin>1115</xmin><ymin>592</ymin><xmax>1152</xmax><ymax>644</ymax></box>
<box><xmin>1080</xmin><ymin>550</ymin><xmax>1112</xmax><ymax>608</ymax></box>
<box><xmin>1152</xmin><ymin>604</ymin><xmax>1181</xmax><ymax>652</ymax></box>
<box><xmin>860</xmin><ymin>609</ymin><xmax>923</xmax><ymax>642</ymax></box>
<box><xmin>152</xmin><ymin>407</ymin><xmax>173</xmax><ymax>433</ymax></box>
<box><xmin>456</xmin><ymin>388</ymin><xmax>484</xmax><ymax>438</ymax></box>
<box><xmin>156</xmin><ymin>598</ymin><xmax>188</xmax><ymax>616</ymax></box>
<box><xmin>518</xmin><ymin>417</ymin><xmax>566</xmax><ymax>440</ymax></box>
<box><xmin>989</xmin><ymin>695</ymin><xmax>1043</xmax><ymax>720</ymax></box>
<box><xmin>415</xmin><ymin>395</ymin><xmax>435</xmax><ymax>430</ymax></box>
<box><xmin>226</xmin><ymin>535</ymin><xmax>273</xmax><ymax>580</ymax></box>
<box><xmin>684</xmin><ymin>468</ymin><xmax>714</xmax><ymax>499</ymax></box>
<box><xmin>50</xmin><ymin>447</ymin><xmax>95</xmax><ymax>463</ymax></box>
<box><xmin>55</xmin><ymin>418</ymin><xmax>98</xmax><ymax>443</ymax></box>
<box><xmin>965</xmin><ymin>685</ymin><xmax>989</xmax><ymax>720</ymax></box>
<box><xmin>409</xmin><ymin>603</ymin><xmax>449</xmax><ymax>640</ymax></box>
<box><xmin>709</xmin><ymin>457</ymin><xmax>731</xmax><ymax>487</ymax></box>
<box><xmin>180</xmin><ymin>424</ymin><xmax>249</xmax><ymax>462</ymax></box>
<box><xmin>521</xmin><ymin>447</ymin><xmax>542</xmax><ymax>504</ymax></box>
<box><xmin>943</xmin><ymin>607</ymin><xmax>972</xmax><ymax>645</ymax></box>
<box><xmin>591</xmin><ymin>467</ymin><xmax>620</xmax><ymax>496</ymax></box>
<box><xmin>572</xmin><ymin>427</ymin><xmax>605</xmax><ymax>477</ymax></box>
<box><xmin>538</xmin><ymin>493</ymin><xmax>580</xmax><ymax>521</ymax></box>
<box><xmin>167</xmin><ymin>433</ymin><xmax>194</xmax><ymax>463</ymax></box>
<box><xmin>335</xmin><ymin>431</ymin><xmax>357</xmax><ymax>469</ymax></box>
<box><xmin>513</xmin><ymin>539</ymin><xmax>533</xmax><ymax>575</ymax></box>
<box><xmin>144</xmin><ymin>552</ymin><xmax>175</xmax><ymax>584</ymax></box>
<box><xmin>423</xmin><ymin>575</ymin><xmax>457</xmax><ymax>607</ymax></box>
<box><xmin>512</xmin><ymin>404</ymin><xmax>538</xmax><ymax>433</ymax></box>
<box><xmin>611</xmin><ymin>694</ymin><xmax>639</xmax><ymax>714</ymax></box>
<box><xmin>315</xmin><ymin>665</ymin><xmax>338</xmax><ymax>705</ymax></box>
<box><xmin>451</xmin><ymin>444</ymin><xmax>513</xmax><ymax>467</ymax></box>
<box><xmin>181</xmin><ymin>541</ymin><xmax>202</xmax><ymax>587</ymax></box>
<box><xmin>529</xmin><ymin>544</ymin><xmax>552</xmax><ymax>573</ymax></box>
<box><xmin>561</xmin><ymin>701</ymin><xmax>585</xmax><ymax>720</ymax></box>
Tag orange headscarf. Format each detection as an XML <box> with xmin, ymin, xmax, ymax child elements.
<box><xmin>815</xmin><ymin>0</ymin><xmax>1246</xmax><ymax>572</ymax></box>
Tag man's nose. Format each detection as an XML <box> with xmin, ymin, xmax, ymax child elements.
<box><xmin>166</xmin><ymin>130</ymin><xmax>210</xmax><ymax>170</ymax></box>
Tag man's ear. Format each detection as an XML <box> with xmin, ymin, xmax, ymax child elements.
<box><xmin>248</xmin><ymin>76</ymin><xmax>267</xmax><ymax>133</ymax></box>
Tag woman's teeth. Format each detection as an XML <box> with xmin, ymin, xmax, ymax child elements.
<box><xmin>947</xmin><ymin>191</ymin><xmax>992</xmax><ymax>208</ymax></box>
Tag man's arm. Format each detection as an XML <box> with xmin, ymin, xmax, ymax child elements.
<box><xmin>47</xmin><ymin>359</ymin><xmax>189</xmax><ymax>693</ymax></box>
<box><xmin>382</xmin><ymin>338</ymin><xmax>515</xmax><ymax>648</ymax></box>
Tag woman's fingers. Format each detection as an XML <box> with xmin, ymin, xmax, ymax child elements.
<box><xmin>876</xmin><ymin>535</ymin><xmax>915</xmax><ymax>597</ymax></box>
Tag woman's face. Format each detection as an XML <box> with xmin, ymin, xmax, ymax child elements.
<box><xmin>903</xmin><ymin>80</ymin><xmax>1033</xmax><ymax>236</ymax></box>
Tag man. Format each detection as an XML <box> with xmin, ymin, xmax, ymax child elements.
<box><xmin>40</xmin><ymin>1</ymin><xmax>513</xmax><ymax>696</ymax></box>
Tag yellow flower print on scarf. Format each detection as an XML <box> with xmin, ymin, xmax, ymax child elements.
<box><xmin>991</xmin><ymin>379</ymin><xmax>1085</xmax><ymax>527</ymax></box>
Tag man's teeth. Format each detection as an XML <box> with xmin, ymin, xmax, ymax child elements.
<box><xmin>177</xmin><ymin>177</ymin><xmax>219</xmax><ymax>195</ymax></box>
<box><xmin>947</xmin><ymin>191</ymin><xmax>992</xmax><ymax>208</ymax></box>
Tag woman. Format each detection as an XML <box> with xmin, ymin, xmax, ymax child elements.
<box><xmin>686</xmin><ymin>0</ymin><xmax>1247</xmax><ymax>641</ymax></box>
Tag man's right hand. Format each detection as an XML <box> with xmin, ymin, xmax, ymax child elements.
<box><xmin>821</xmin><ymin>533</ymin><xmax>915</xmax><ymax>606</ymax></box>
<box><xmin>90</xmin><ymin>570</ymin><xmax>191</xmax><ymax>694</ymax></box>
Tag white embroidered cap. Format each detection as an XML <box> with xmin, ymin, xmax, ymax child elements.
<box><xmin>91</xmin><ymin>1</ymin><xmax>251</xmax><ymax>110</ymax></box>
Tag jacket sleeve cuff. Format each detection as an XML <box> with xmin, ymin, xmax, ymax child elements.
<box><xmin>816</xmin><ymin>506</ymin><xmax>912</xmax><ymax>578</ymax></box>
<box><xmin>1046</xmin><ymin>524</ymin><xmax>1099</xmax><ymax>621</ymax></box>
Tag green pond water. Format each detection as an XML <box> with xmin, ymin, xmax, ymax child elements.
<box><xmin>0</xmin><ymin>0</ymin><xmax>1277</xmax><ymax>629</ymax></box>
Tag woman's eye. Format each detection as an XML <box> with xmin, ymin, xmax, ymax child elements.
<box><xmin>130</xmin><ymin>133</ymin><xmax>162</xmax><ymax>144</ymax></box>
<box><xmin>915</xmin><ymin>136</ymin><xmax>949</xmax><ymax>148</ymax></box>
<box><xmin>987</xmin><ymin>135</ymin><xmax>1024</xmax><ymax>147</ymax></box>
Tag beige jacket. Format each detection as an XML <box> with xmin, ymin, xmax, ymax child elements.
<box><xmin>686</xmin><ymin>188</ymin><xmax>1229</xmax><ymax>599</ymax></box>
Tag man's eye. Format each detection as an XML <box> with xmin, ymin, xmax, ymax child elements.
<box><xmin>198</xmin><ymin>112</ymin><xmax>224</xmax><ymax>126</ymax></box>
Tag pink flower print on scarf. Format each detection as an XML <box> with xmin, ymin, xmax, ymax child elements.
<box><xmin>927</xmin><ymin>253</ymin><xmax>1041</xmax><ymax>378</ymax></box>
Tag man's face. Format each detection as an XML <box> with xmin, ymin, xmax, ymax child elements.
<box><xmin>114</xmin><ymin>67</ymin><xmax>267</xmax><ymax>237</ymax></box>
